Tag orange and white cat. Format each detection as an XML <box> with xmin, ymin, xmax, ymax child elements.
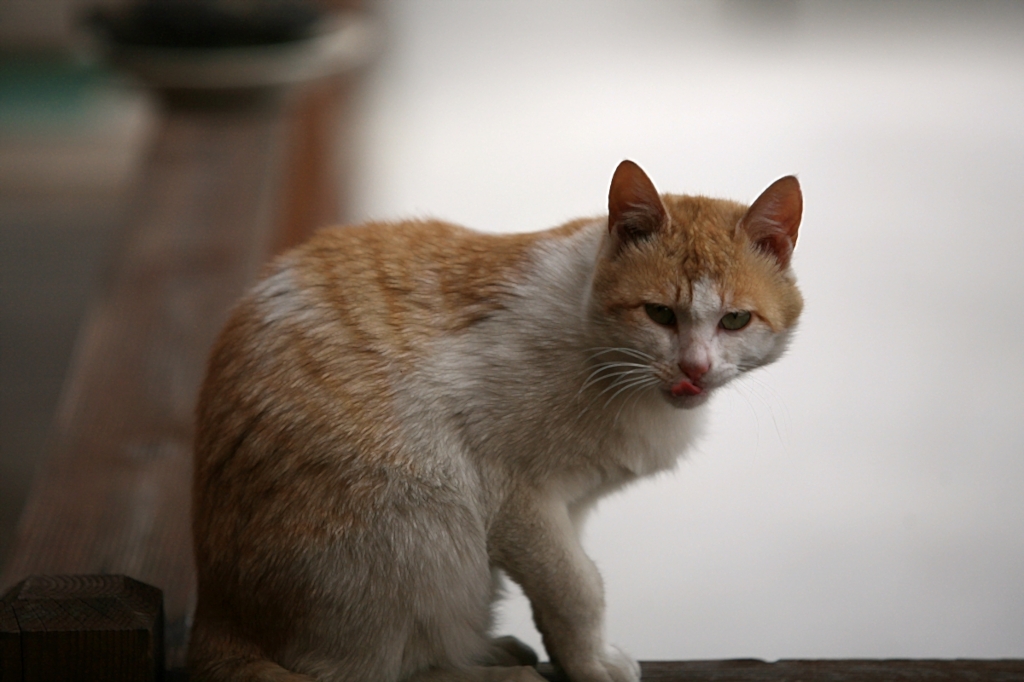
<box><xmin>190</xmin><ymin>161</ymin><xmax>803</xmax><ymax>682</ymax></box>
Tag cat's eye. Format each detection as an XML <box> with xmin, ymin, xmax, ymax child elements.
<box><xmin>644</xmin><ymin>303</ymin><xmax>677</xmax><ymax>327</ymax></box>
<box><xmin>720</xmin><ymin>311</ymin><xmax>752</xmax><ymax>331</ymax></box>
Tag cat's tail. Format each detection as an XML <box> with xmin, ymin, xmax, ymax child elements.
<box><xmin>188</xmin><ymin>623</ymin><xmax>316</xmax><ymax>682</ymax></box>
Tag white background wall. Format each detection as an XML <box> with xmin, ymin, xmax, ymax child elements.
<box><xmin>351</xmin><ymin>0</ymin><xmax>1024</xmax><ymax>661</ymax></box>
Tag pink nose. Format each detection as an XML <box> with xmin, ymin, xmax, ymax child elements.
<box><xmin>679</xmin><ymin>361</ymin><xmax>709</xmax><ymax>384</ymax></box>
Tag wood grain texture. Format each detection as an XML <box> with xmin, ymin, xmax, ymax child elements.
<box><xmin>2</xmin><ymin>575</ymin><xmax>163</xmax><ymax>682</ymax></box>
<box><xmin>533</xmin><ymin>660</ymin><xmax>1024</xmax><ymax>682</ymax></box>
<box><xmin>637</xmin><ymin>659</ymin><xmax>1024</xmax><ymax>681</ymax></box>
<box><xmin>0</xmin><ymin>97</ymin><xmax>290</xmax><ymax>669</ymax></box>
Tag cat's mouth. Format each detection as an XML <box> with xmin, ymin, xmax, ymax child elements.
<box><xmin>670</xmin><ymin>379</ymin><xmax>702</xmax><ymax>397</ymax></box>
<box><xmin>664</xmin><ymin>378</ymin><xmax>711</xmax><ymax>408</ymax></box>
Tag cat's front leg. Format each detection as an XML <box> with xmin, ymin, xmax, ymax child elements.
<box><xmin>490</xmin><ymin>491</ymin><xmax>640</xmax><ymax>682</ymax></box>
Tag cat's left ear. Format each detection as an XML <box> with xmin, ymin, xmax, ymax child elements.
<box><xmin>738</xmin><ymin>175</ymin><xmax>802</xmax><ymax>268</ymax></box>
<box><xmin>608</xmin><ymin>160</ymin><xmax>667</xmax><ymax>251</ymax></box>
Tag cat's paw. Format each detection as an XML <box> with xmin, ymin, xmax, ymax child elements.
<box><xmin>599</xmin><ymin>645</ymin><xmax>640</xmax><ymax>682</ymax></box>
<box><xmin>556</xmin><ymin>645</ymin><xmax>640</xmax><ymax>682</ymax></box>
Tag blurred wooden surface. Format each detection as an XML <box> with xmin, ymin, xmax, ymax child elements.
<box><xmin>0</xmin><ymin>75</ymin><xmax>353</xmax><ymax>669</ymax></box>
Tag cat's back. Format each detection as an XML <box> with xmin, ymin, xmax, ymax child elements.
<box><xmin>194</xmin><ymin>218</ymin><xmax>597</xmax><ymax>473</ymax></box>
<box><xmin>263</xmin><ymin>218</ymin><xmax>591</xmax><ymax>345</ymax></box>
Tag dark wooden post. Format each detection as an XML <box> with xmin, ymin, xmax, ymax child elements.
<box><xmin>1</xmin><ymin>575</ymin><xmax>163</xmax><ymax>682</ymax></box>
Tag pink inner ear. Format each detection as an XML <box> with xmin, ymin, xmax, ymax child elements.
<box><xmin>608</xmin><ymin>160</ymin><xmax>666</xmax><ymax>244</ymax></box>
<box><xmin>740</xmin><ymin>175</ymin><xmax>802</xmax><ymax>267</ymax></box>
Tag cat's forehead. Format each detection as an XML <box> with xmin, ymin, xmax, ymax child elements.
<box><xmin>658</xmin><ymin>193</ymin><xmax>749</xmax><ymax>282</ymax></box>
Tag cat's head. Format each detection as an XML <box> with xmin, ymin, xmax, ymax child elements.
<box><xmin>588</xmin><ymin>160</ymin><xmax>803</xmax><ymax>409</ymax></box>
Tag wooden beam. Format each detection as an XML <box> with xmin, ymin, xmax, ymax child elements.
<box><xmin>537</xmin><ymin>659</ymin><xmax>1024</xmax><ymax>681</ymax></box>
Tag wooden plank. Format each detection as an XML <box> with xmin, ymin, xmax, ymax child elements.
<box><xmin>632</xmin><ymin>659</ymin><xmax>1024</xmax><ymax>681</ymax></box>
<box><xmin>3</xmin><ymin>575</ymin><xmax>163</xmax><ymax>682</ymax></box>
<box><xmin>0</xmin><ymin>95</ymin><xmax>291</xmax><ymax>669</ymax></box>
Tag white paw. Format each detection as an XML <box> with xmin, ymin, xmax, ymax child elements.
<box><xmin>600</xmin><ymin>645</ymin><xmax>640</xmax><ymax>682</ymax></box>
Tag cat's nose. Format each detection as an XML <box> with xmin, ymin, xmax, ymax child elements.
<box><xmin>679</xmin><ymin>361</ymin><xmax>709</xmax><ymax>384</ymax></box>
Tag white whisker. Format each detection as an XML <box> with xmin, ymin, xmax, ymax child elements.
<box><xmin>593</xmin><ymin>369</ymin><xmax>653</xmax><ymax>401</ymax></box>
<box><xmin>578</xmin><ymin>363</ymin><xmax>651</xmax><ymax>397</ymax></box>
<box><xmin>735</xmin><ymin>373</ymin><xmax>789</xmax><ymax>447</ymax></box>
<box><xmin>603</xmin><ymin>375</ymin><xmax>658</xmax><ymax>409</ymax></box>
<box><xmin>742</xmin><ymin>375</ymin><xmax>788</xmax><ymax>446</ymax></box>
<box><xmin>733</xmin><ymin>384</ymin><xmax>762</xmax><ymax>452</ymax></box>
<box><xmin>613</xmin><ymin>377</ymin><xmax>660</xmax><ymax>424</ymax></box>
<box><xmin>575</xmin><ymin>347</ymin><xmax>659</xmax><ymax>423</ymax></box>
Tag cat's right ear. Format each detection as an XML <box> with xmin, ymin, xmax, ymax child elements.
<box><xmin>738</xmin><ymin>175</ymin><xmax>802</xmax><ymax>269</ymax></box>
<box><xmin>608</xmin><ymin>160</ymin><xmax>667</xmax><ymax>251</ymax></box>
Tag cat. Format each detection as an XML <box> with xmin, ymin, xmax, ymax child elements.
<box><xmin>189</xmin><ymin>160</ymin><xmax>803</xmax><ymax>682</ymax></box>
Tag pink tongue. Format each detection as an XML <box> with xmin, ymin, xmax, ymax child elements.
<box><xmin>671</xmin><ymin>379</ymin><xmax>702</xmax><ymax>397</ymax></box>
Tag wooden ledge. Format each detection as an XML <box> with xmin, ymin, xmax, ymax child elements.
<box><xmin>630</xmin><ymin>659</ymin><xmax>1024</xmax><ymax>681</ymax></box>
